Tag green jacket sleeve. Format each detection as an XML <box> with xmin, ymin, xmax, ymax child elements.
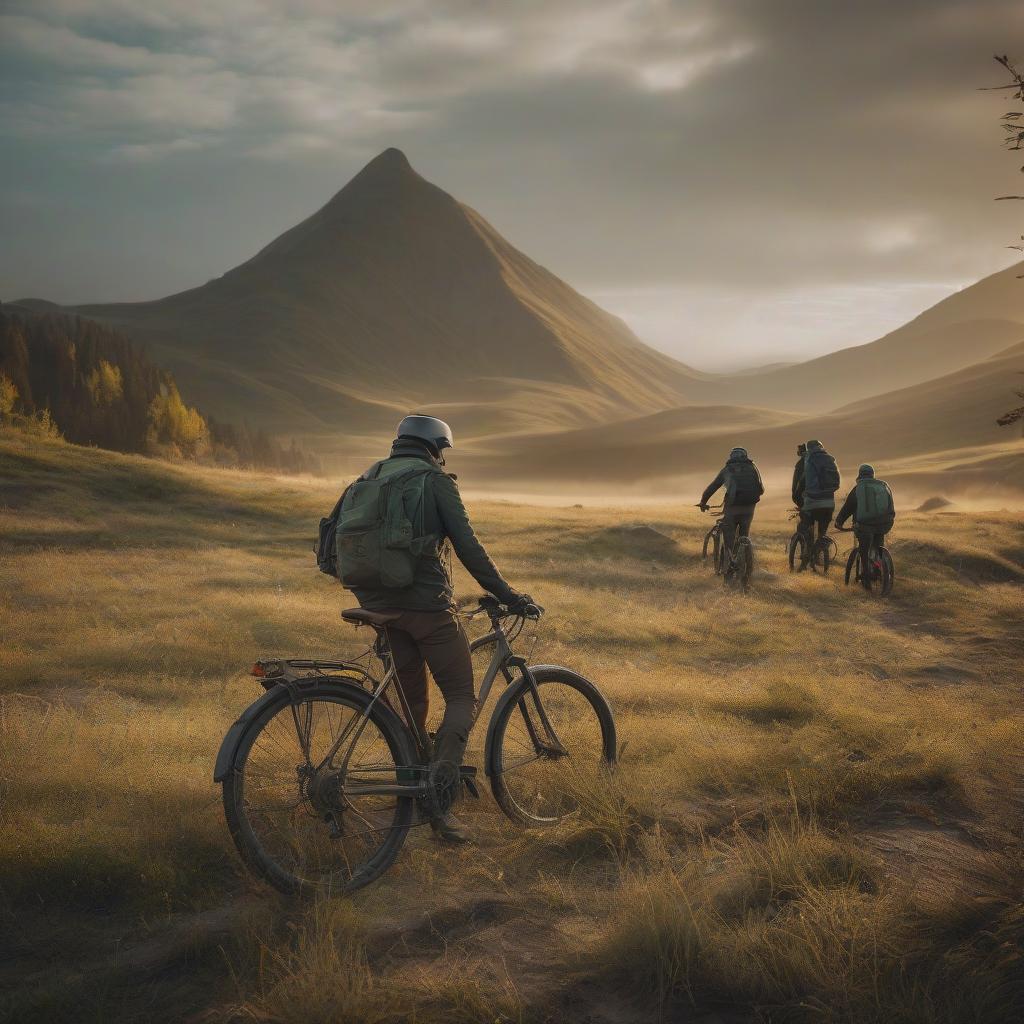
<box><xmin>700</xmin><ymin>468</ymin><xmax>725</xmax><ymax>507</ymax></box>
<box><xmin>792</xmin><ymin>460</ymin><xmax>804</xmax><ymax>506</ymax></box>
<box><xmin>433</xmin><ymin>472</ymin><xmax>516</xmax><ymax>603</ymax></box>
<box><xmin>835</xmin><ymin>486</ymin><xmax>857</xmax><ymax>529</ymax></box>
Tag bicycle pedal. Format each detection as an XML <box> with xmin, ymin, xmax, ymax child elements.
<box><xmin>460</xmin><ymin>764</ymin><xmax>480</xmax><ymax>799</ymax></box>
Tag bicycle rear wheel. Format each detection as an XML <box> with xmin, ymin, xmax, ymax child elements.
<box><xmin>488</xmin><ymin>667</ymin><xmax>616</xmax><ymax>826</ymax></box>
<box><xmin>222</xmin><ymin>682</ymin><xmax>417</xmax><ymax>895</ymax></box>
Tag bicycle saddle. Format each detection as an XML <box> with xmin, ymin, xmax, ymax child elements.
<box><xmin>341</xmin><ymin>608</ymin><xmax>401</xmax><ymax>627</ymax></box>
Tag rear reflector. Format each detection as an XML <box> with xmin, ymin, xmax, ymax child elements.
<box><xmin>251</xmin><ymin>663</ymin><xmax>266</xmax><ymax>678</ymax></box>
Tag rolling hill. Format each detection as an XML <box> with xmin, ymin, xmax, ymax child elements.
<box><xmin>721</xmin><ymin>262</ymin><xmax>1024</xmax><ymax>412</ymax></box>
<box><xmin>458</xmin><ymin>339</ymin><xmax>1024</xmax><ymax>496</ymax></box>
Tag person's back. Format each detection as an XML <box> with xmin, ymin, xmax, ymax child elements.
<box><xmin>793</xmin><ymin>439</ymin><xmax>839</xmax><ymax>562</ymax></box>
<box><xmin>335</xmin><ymin>415</ymin><xmax>531</xmax><ymax>842</ymax></box>
<box><xmin>699</xmin><ymin>447</ymin><xmax>764</xmax><ymax>575</ymax></box>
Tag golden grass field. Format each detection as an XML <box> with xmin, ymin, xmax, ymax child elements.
<box><xmin>2</xmin><ymin>430</ymin><xmax>1023</xmax><ymax>1023</ymax></box>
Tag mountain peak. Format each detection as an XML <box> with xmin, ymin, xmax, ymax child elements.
<box><xmin>370</xmin><ymin>147</ymin><xmax>412</xmax><ymax>170</ymax></box>
<box><xmin>314</xmin><ymin>146</ymin><xmax>425</xmax><ymax>216</ymax></box>
<box><xmin>348</xmin><ymin>147</ymin><xmax>417</xmax><ymax>186</ymax></box>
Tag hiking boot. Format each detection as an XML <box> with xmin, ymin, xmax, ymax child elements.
<box><xmin>430</xmin><ymin>811</ymin><xmax>472</xmax><ymax>845</ymax></box>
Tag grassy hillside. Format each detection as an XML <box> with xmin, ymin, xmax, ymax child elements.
<box><xmin>2</xmin><ymin>433</ymin><xmax>1022</xmax><ymax>1022</ymax></box>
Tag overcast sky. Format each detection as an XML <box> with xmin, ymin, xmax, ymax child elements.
<box><xmin>2</xmin><ymin>0</ymin><xmax>1023</xmax><ymax>370</ymax></box>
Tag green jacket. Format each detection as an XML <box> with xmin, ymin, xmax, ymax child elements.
<box><xmin>350</xmin><ymin>440</ymin><xmax>515</xmax><ymax>612</ymax></box>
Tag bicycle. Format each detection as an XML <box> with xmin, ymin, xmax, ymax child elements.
<box><xmin>698</xmin><ymin>503</ymin><xmax>724</xmax><ymax>573</ymax></box>
<box><xmin>699</xmin><ymin>505</ymin><xmax>753</xmax><ymax>589</ymax></box>
<box><xmin>214</xmin><ymin>596</ymin><xmax>617</xmax><ymax>896</ymax></box>
<box><xmin>839</xmin><ymin>526</ymin><xmax>894</xmax><ymax>596</ymax></box>
<box><xmin>787</xmin><ymin>510</ymin><xmax>838</xmax><ymax>574</ymax></box>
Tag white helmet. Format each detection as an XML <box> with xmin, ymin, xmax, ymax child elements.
<box><xmin>396</xmin><ymin>414</ymin><xmax>454</xmax><ymax>452</ymax></box>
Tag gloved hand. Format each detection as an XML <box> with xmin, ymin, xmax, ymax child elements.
<box><xmin>506</xmin><ymin>592</ymin><xmax>542</xmax><ymax>618</ymax></box>
<box><xmin>699</xmin><ymin>502</ymin><xmax>709</xmax><ymax>512</ymax></box>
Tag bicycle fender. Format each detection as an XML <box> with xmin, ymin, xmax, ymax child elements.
<box><xmin>483</xmin><ymin>664</ymin><xmax>587</xmax><ymax>777</ymax></box>
<box><xmin>214</xmin><ymin>684</ymin><xmax>286</xmax><ymax>782</ymax></box>
<box><xmin>213</xmin><ymin>678</ymin><xmax>412</xmax><ymax>784</ymax></box>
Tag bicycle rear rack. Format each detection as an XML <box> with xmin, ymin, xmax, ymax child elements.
<box><xmin>250</xmin><ymin>658</ymin><xmax>375</xmax><ymax>692</ymax></box>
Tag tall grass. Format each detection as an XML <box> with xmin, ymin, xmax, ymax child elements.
<box><xmin>1</xmin><ymin>433</ymin><xmax>1022</xmax><ymax>1022</ymax></box>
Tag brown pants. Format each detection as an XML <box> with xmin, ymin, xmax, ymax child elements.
<box><xmin>380</xmin><ymin>608</ymin><xmax>477</xmax><ymax>764</ymax></box>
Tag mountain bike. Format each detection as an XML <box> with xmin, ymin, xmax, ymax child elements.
<box><xmin>787</xmin><ymin>510</ymin><xmax>837</xmax><ymax>574</ymax></box>
<box><xmin>839</xmin><ymin>526</ymin><xmax>894</xmax><ymax>596</ymax></box>
<box><xmin>699</xmin><ymin>505</ymin><xmax>753</xmax><ymax>589</ymax></box>
<box><xmin>698</xmin><ymin>503</ymin><xmax>724</xmax><ymax>573</ymax></box>
<box><xmin>214</xmin><ymin>597</ymin><xmax>617</xmax><ymax>896</ymax></box>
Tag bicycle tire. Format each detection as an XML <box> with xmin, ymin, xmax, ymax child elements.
<box><xmin>714</xmin><ymin>534</ymin><xmax>727</xmax><ymax>575</ymax></box>
<box><xmin>702</xmin><ymin>527</ymin><xmax>716</xmax><ymax>562</ymax></box>
<box><xmin>735</xmin><ymin>537</ymin><xmax>754</xmax><ymax>589</ymax></box>
<box><xmin>222</xmin><ymin>681</ymin><xmax>417</xmax><ymax>896</ymax></box>
<box><xmin>488</xmin><ymin>666</ymin><xmax>617</xmax><ymax>826</ymax></box>
<box><xmin>880</xmin><ymin>548</ymin><xmax>894</xmax><ymax>596</ymax></box>
<box><xmin>844</xmin><ymin>547</ymin><xmax>858</xmax><ymax>586</ymax></box>
<box><xmin>812</xmin><ymin>537</ymin><xmax>835</xmax><ymax>575</ymax></box>
<box><xmin>788</xmin><ymin>532</ymin><xmax>805</xmax><ymax>572</ymax></box>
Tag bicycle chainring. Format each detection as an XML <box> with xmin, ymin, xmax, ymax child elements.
<box><xmin>425</xmin><ymin>760</ymin><xmax>460</xmax><ymax>819</ymax></box>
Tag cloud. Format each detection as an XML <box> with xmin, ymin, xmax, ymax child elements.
<box><xmin>0</xmin><ymin>0</ymin><xmax>758</xmax><ymax>157</ymax></box>
<box><xmin>2</xmin><ymin>0</ymin><xmax>1024</xmax><ymax>363</ymax></box>
<box><xmin>102</xmin><ymin>136</ymin><xmax>207</xmax><ymax>162</ymax></box>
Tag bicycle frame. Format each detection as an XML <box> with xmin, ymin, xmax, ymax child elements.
<box><xmin>258</xmin><ymin>608</ymin><xmax>566</xmax><ymax>801</ymax></box>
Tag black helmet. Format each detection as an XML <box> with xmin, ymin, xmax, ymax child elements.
<box><xmin>729</xmin><ymin>446</ymin><xmax>748</xmax><ymax>461</ymax></box>
<box><xmin>858</xmin><ymin>463</ymin><xmax>874</xmax><ymax>478</ymax></box>
<box><xmin>396</xmin><ymin>414</ymin><xmax>454</xmax><ymax>452</ymax></box>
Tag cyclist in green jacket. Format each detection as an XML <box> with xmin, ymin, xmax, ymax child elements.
<box><xmin>348</xmin><ymin>415</ymin><xmax>533</xmax><ymax>842</ymax></box>
<box><xmin>835</xmin><ymin>464</ymin><xmax>895</xmax><ymax>590</ymax></box>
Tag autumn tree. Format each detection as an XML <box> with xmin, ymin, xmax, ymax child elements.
<box><xmin>0</xmin><ymin>373</ymin><xmax>17</xmax><ymax>418</ymax></box>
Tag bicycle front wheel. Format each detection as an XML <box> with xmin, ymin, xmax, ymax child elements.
<box><xmin>812</xmin><ymin>537</ymin><xmax>836</xmax><ymax>575</ymax></box>
<box><xmin>880</xmin><ymin>548</ymin><xmax>894</xmax><ymax>596</ymax></box>
<box><xmin>735</xmin><ymin>537</ymin><xmax>754</xmax><ymax>589</ymax></box>
<box><xmin>788</xmin><ymin>532</ymin><xmax>805</xmax><ymax>572</ymax></box>
<box><xmin>844</xmin><ymin>547</ymin><xmax>858</xmax><ymax>585</ymax></box>
<box><xmin>703</xmin><ymin>527</ymin><xmax>721</xmax><ymax>570</ymax></box>
<box><xmin>222</xmin><ymin>681</ymin><xmax>417</xmax><ymax>896</ymax></box>
<box><xmin>488</xmin><ymin>667</ymin><xmax>616</xmax><ymax>826</ymax></box>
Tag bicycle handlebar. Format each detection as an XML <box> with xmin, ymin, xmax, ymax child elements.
<box><xmin>462</xmin><ymin>595</ymin><xmax>545</xmax><ymax>621</ymax></box>
<box><xmin>695</xmin><ymin>503</ymin><xmax>723</xmax><ymax>513</ymax></box>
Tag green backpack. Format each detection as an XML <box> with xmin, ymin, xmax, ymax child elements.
<box><xmin>335</xmin><ymin>460</ymin><xmax>440</xmax><ymax>590</ymax></box>
<box><xmin>855</xmin><ymin>478</ymin><xmax>894</xmax><ymax>526</ymax></box>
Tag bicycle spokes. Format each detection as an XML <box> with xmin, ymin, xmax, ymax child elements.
<box><xmin>497</xmin><ymin>681</ymin><xmax>606</xmax><ymax>820</ymax></box>
<box><xmin>241</xmin><ymin>695</ymin><xmax>406</xmax><ymax>885</ymax></box>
